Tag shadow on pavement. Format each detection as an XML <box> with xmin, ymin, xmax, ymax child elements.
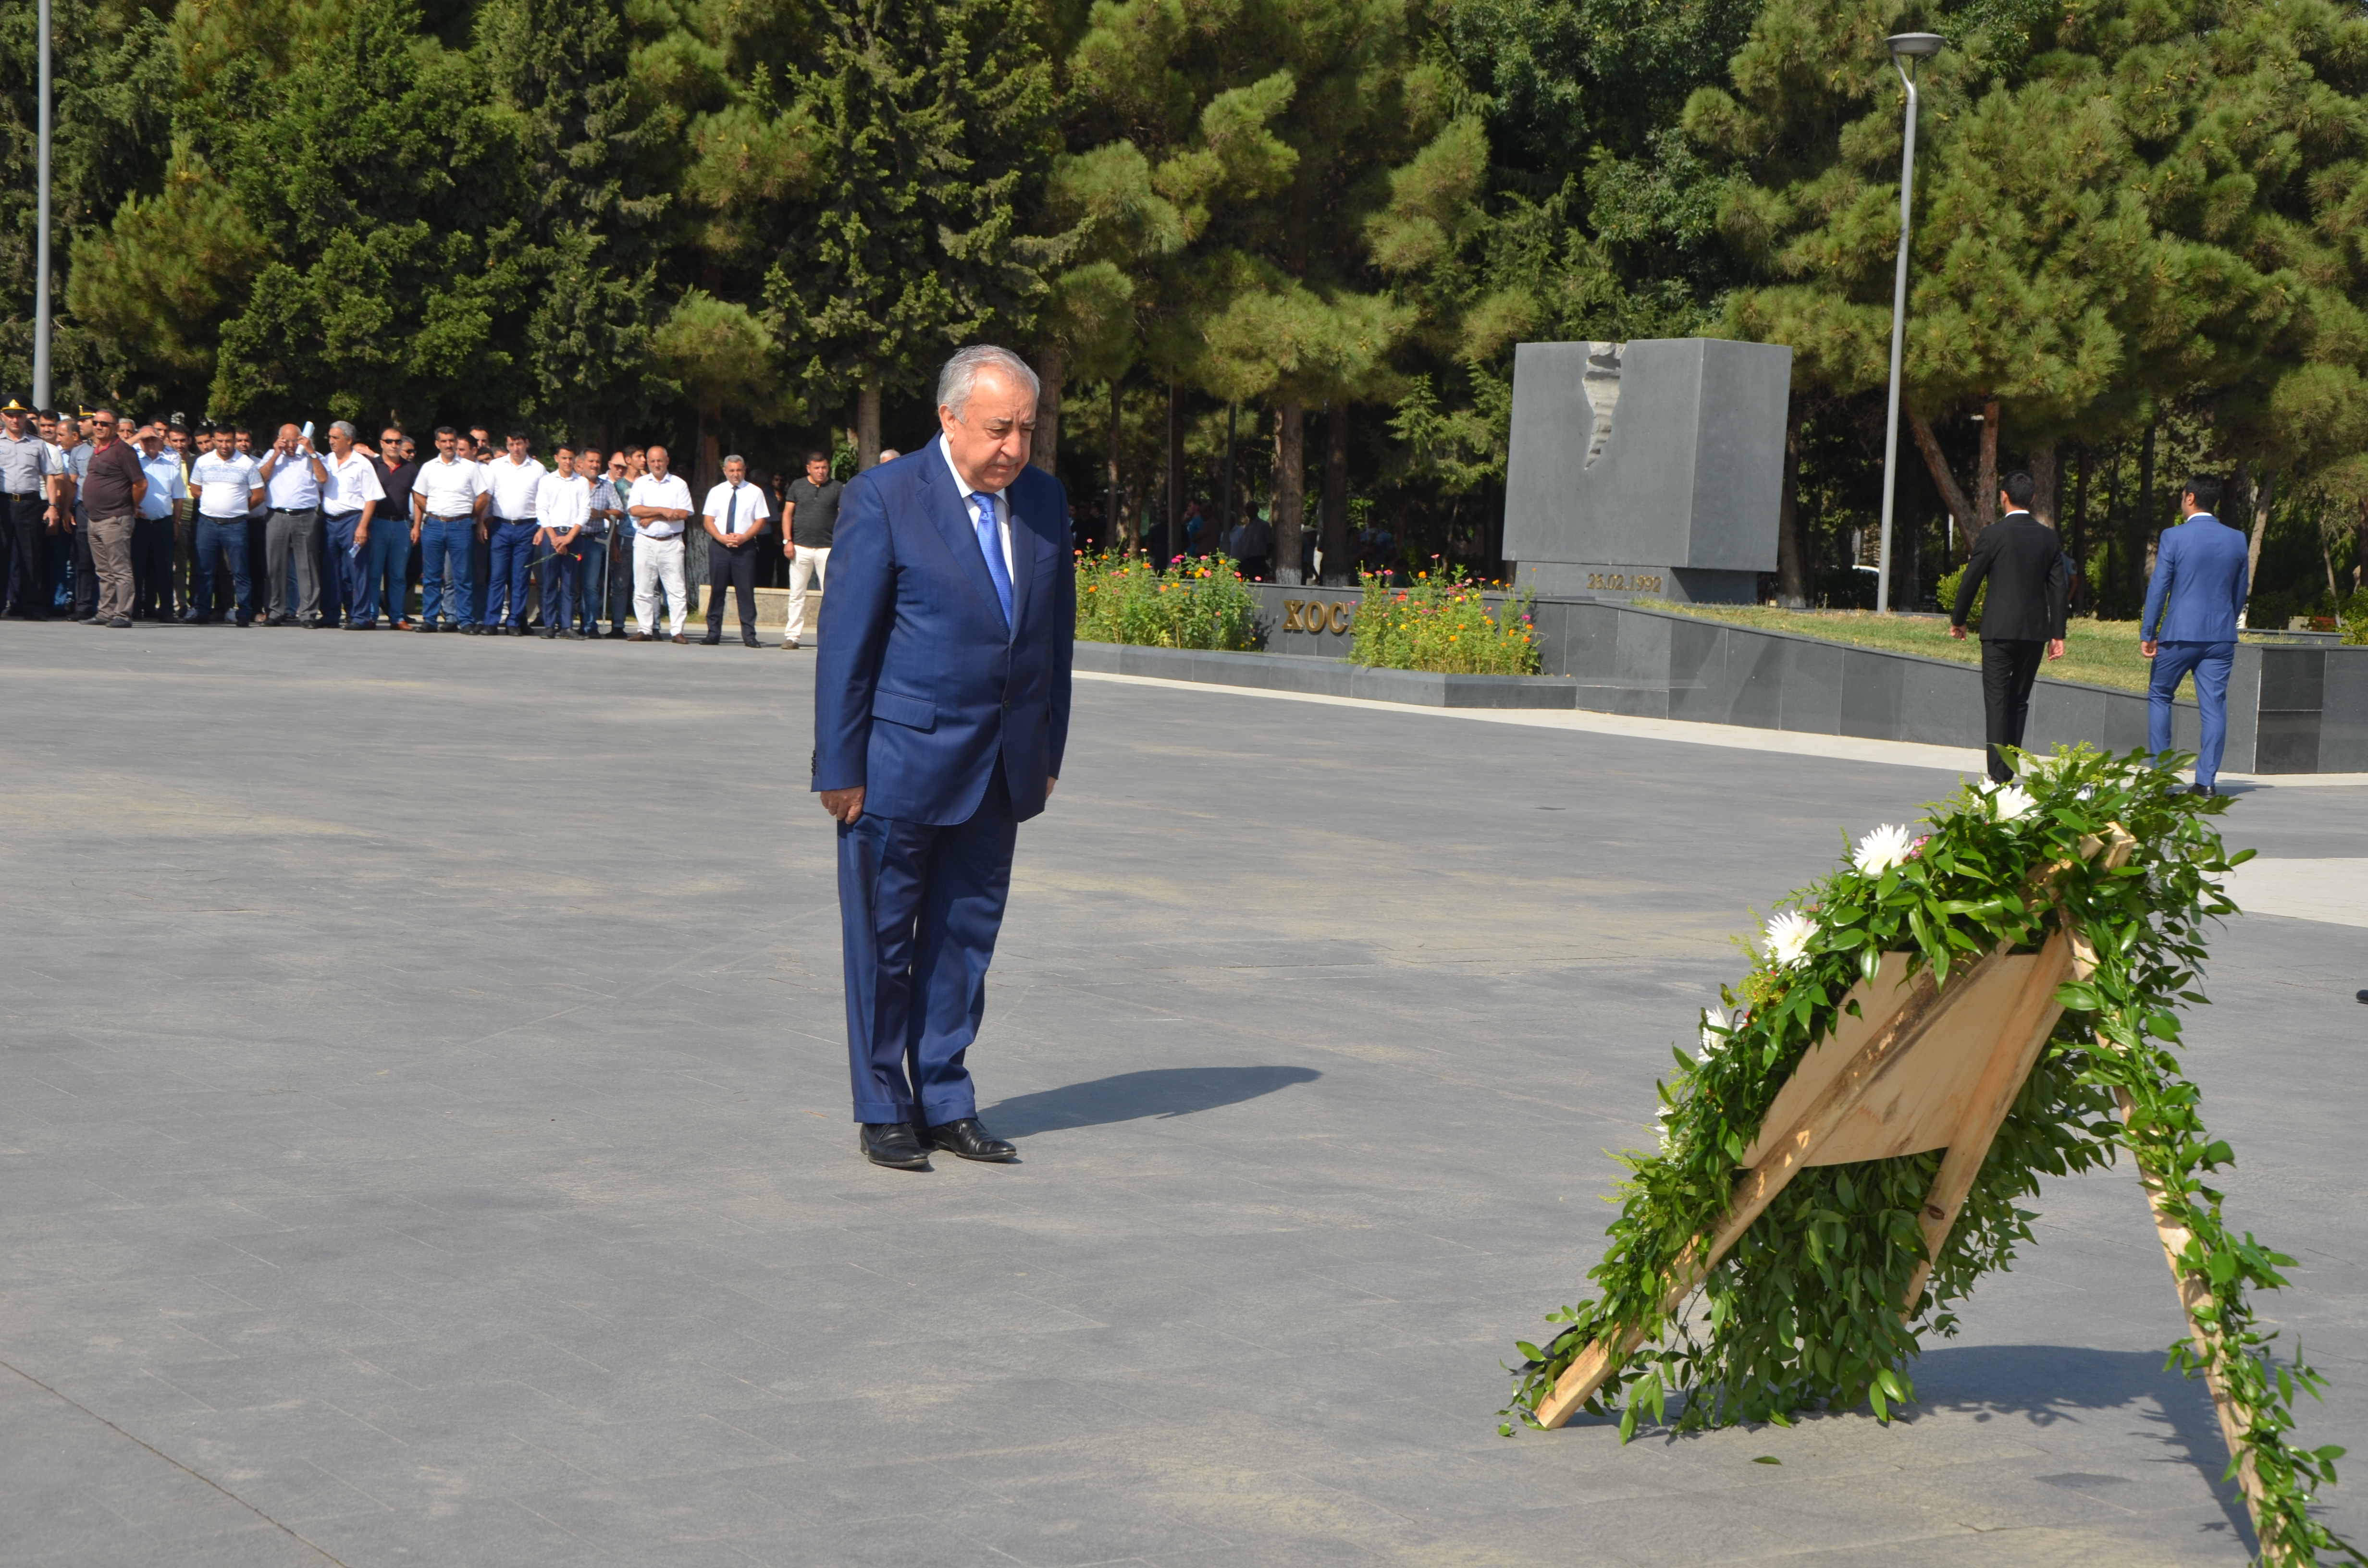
<box><xmin>984</xmin><ymin>1065</ymin><xmax>1321</xmax><ymax>1137</ymax></box>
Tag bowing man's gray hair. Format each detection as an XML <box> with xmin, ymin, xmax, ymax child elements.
<box><xmin>329</xmin><ymin>419</ymin><xmax>358</xmax><ymax>441</ymax></box>
<box><xmin>937</xmin><ymin>344</ymin><xmax>1040</xmax><ymax>417</ymax></box>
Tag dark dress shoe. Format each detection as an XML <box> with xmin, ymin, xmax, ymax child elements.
<box><xmin>741</xmin><ymin>635</ymin><xmax>760</xmax><ymax>647</ymax></box>
<box><xmin>107</xmin><ymin>616</ymin><xmax>132</xmax><ymax>628</ymax></box>
<box><xmin>923</xmin><ymin>1118</ymin><xmax>1017</xmax><ymax>1163</ymax></box>
<box><xmin>670</xmin><ymin>633</ymin><xmax>688</xmax><ymax>644</ymax></box>
<box><xmin>860</xmin><ymin>1122</ymin><xmax>931</xmax><ymax>1170</ymax></box>
<box><xmin>701</xmin><ymin>634</ymin><xmax>721</xmax><ymax>646</ymax></box>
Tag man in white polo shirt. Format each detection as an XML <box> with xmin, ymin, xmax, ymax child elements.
<box><xmin>410</xmin><ymin>426</ymin><xmax>488</xmax><ymax>632</ymax></box>
<box><xmin>626</xmin><ymin>443</ymin><xmax>693</xmax><ymax>642</ymax></box>
<box><xmin>533</xmin><ymin>442</ymin><xmax>589</xmax><ymax>639</ymax></box>
<box><xmin>316</xmin><ymin>421</ymin><xmax>386</xmax><ymax>629</ymax></box>
<box><xmin>699</xmin><ymin>453</ymin><xmax>770</xmax><ymax>648</ymax></box>
<box><xmin>479</xmin><ymin>429</ymin><xmax>545</xmax><ymax>636</ymax></box>
<box><xmin>255</xmin><ymin>423</ymin><xmax>329</xmax><ymax>625</ymax></box>
<box><xmin>187</xmin><ymin>425</ymin><xmax>263</xmax><ymax>625</ymax></box>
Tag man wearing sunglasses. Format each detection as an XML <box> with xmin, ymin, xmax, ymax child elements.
<box><xmin>77</xmin><ymin>409</ymin><xmax>148</xmax><ymax>627</ymax></box>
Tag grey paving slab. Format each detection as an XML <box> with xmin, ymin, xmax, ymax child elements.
<box><xmin>1</xmin><ymin>621</ymin><xmax>2364</xmax><ymax>1567</ymax></box>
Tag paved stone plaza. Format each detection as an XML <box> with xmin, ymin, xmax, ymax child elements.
<box><xmin>2</xmin><ymin>622</ymin><xmax>2363</xmax><ymax>1567</ymax></box>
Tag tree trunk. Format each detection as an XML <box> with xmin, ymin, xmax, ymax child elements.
<box><xmin>2069</xmin><ymin>444</ymin><xmax>2090</xmax><ymax>594</ymax></box>
<box><xmin>2028</xmin><ymin>442</ymin><xmax>2057</xmax><ymax>527</ymax></box>
<box><xmin>1775</xmin><ymin>393</ymin><xmax>1808</xmax><ymax>607</ymax></box>
<box><xmin>856</xmin><ymin>383</ymin><xmax>882</xmax><ymax>471</ymax></box>
<box><xmin>1906</xmin><ymin>403</ymin><xmax>1975</xmax><ymax>548</ymax></box>
<box><xmin>2355</xmin><ymin>500</ymin><xmax>2367</xmax><ymax>594</ymax></box>
<box><xmin>697</xmin><ymin>412</ymin><xmax>720</xmax><ymax>502</ymax></box>
<box><xmin>2135</xmin><ymin>420</ymin><xmax>2158</xmax><ymax>599</ymax></box>
<box><xmin>1166</xmin><ymin>380</ymin><xmax>1182</xmax><ymax>564</ymax></box>
<box><xmin>1106</xmin><ymin>380</ymin><xmax>1129</xmax><ymax>551</ymax></box>
<box><xmin>1974</xmin><ymin>398</ymin><xmax>2000</xmax><ymax>533</ymax></box>
<box><xmin>2323</xmin><ymin>511</ymin><xmax>2341</xmax><ymax>608</ymax></box>
<box><xmin>1320</xmin><ymin>401</ymin><xmax>1351</xmax><ymax>585</ymax></box>
<box><xmin>1034</xmin><ymin>345</ymin><xmax>1063</xmax><ymax>475</ymax></box>
<box><xmin>1271</xmin><ymin>403</ymin><xmax>1306</xmax><ymax>584</ymax></box>
<box><xmin>2241</xmin><ymin>466</ymin><xmax>2275</xmax><ymax>628</ymax></box>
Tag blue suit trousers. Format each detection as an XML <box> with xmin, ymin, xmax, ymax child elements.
<box><xmin>2150</xmin><ymin>640</ymin><xmax>2235</xmax><ymax>787</ymax></box>
<box><xmin>484</xmin><ymin>521</ymin><xmax>537</xmax><ymax>628</ymax></box>
<box><xmin>836</xmin><ymin>763</ymin><xmax>1019</xmax><ymax>1125</ymax></box>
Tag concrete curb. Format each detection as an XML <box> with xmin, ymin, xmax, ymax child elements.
<box><xmin>1070</xmin><ymin>641</ymin><xmax>1578</xmax><ymax>708</ymax></box>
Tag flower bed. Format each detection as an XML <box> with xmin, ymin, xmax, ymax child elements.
<box><xmin>1349</xmin><ymin>568</ymin><xmax>1541</xmax><ymax>674</ymax></box>
<box><xmin>1074</xmin><ymin>552</ymin><xmax>1259</xmax><ymax>651</ymax></box>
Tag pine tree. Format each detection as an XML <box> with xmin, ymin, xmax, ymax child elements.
<box><xmin>764</xmin><ymin>0</ymin><xmax>1061</xmax><ymax>466</ymax></box>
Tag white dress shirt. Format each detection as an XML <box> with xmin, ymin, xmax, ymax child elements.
<box><xmin>484</xmin><ymin>454</ymin><xmax>546</xmax><ymax>522</ymax></box>
<box><xmin>192</xmin><ymin>452</ymin><xmax>262</xmax><ymax>518</ymax></box>
<box><xmin>138</xmin><ymin>451</ymin><xmax>187</xmax><ymax>520</ymax></box>
<box><xmin>627</xmin><ymin>473</ymin><xmax>693</xmax><ymax>539</ymax></box>
<box><xmin>414</xmin><ymin>455</ymin><xmax>485</xmax><ymax>519</ymax></box>
<box><xmin>261</xmin><ymin>447</ymin><xmax>324</xmax><ymax>509</ymax></box>
<box><xmin>938</xmin><ymin>435</ymin><xmax>1013</xmax><ymax>578</ymax></box>
<box><xmin>318</xmin><ymin>448</ymin><xmax>387</xmax><ymax>517</ymax></box>
<box><xmin>536</xmin><ymin>471</ymin><xmax>590</xmax><ymax>535</ymax></box>
<box><xmin>701</xmin><ymin>480</ymin><xmax>771</xmax><ymax>539</ymax></box>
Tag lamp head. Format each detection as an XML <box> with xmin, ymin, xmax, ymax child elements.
<box><xmin>1887</xmin><ymin>31</ymin><xmax>1945</xmax><ymax>59</ymax></box>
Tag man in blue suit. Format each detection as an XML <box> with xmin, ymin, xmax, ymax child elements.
<box><xmin>814</xmin><ymin>345</ymin><xmax>1075</xmax><ymax>1170</ymax></box>
<box><xmin>2141</xmin><ymin>474</ymin><xmax>2250</xmax><ymax>795</ymax></box>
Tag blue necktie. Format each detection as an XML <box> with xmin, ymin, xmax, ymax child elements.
<box><xmin>973</xmin><ymin>490</ymin><xmax>1013</xmax><ymax>629</ymax></box>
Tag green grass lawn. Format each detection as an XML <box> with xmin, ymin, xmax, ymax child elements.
<box><xmin>1649</xmin><ymin>603</ymin><xmax>2189</xmax><ymax>696</ymax></box>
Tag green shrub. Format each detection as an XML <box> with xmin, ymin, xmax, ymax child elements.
<box><xmin>1934</xmin><ymin>564</ymin><xmax>1984</xmax><ymax>628</ymax></box>
<box><xmin>1074</xmin><ymin>551</ymin><xmax>1259</xmax><ymax>650</ymax></box>
<box><xmin>1350</xmin><ymin>567</ymin><xmax>1541</xmax><ymax>674</ymax></box>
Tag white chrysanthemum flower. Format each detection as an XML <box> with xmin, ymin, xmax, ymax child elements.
<box><xmin>1699</xmin><ymin>1007</ymin><xmax>1728</xmax><ymax>1058</ymax></box>
<box><xmin>1762</xmin><ymin>910</ymin><xmax>1816</xmax><ymax>969</ymax></box>
<box><xmin>1992</xmin><ymin>783</ymin><xmax>2036</xmax><ymax>822</ymax></box>
<box><xmin>1853</xmin><ymin>822</ymin><xmax>1916</xmax><ymax>876</ymax></box>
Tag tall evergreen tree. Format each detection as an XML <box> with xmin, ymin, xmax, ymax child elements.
<box><xmin>765</xmin><ymin>0</ymin><xmax>1061</xmax><ymax>466</ymax></box>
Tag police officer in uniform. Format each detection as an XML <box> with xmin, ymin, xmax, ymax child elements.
<box><xmin>0</xmin><ymin>400</ymin><xmax>46</xmax><ymax>616</ymax></box>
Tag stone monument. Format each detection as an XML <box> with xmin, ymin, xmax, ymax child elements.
<box><xmin>1503</xmin><ymin>338</ymin><xmax>1794</xmax><ymax>603</ymax></box>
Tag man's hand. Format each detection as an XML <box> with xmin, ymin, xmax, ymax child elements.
<box><xmin>783</xmin><ymin>538</ymin><xmax>795</xmax><ymax>558</ymax></box>
<box><xmin>2047</xmin><ymin>638</ymin><xmax>2065</xmax><ymax>660</ymax></box>
<box><xmin>1948</xmin><ymin>624</ymin><xmax>1967</xmax><ymax>640</ymax></box>
<box><xmin>1046</xmin><ymin>776</ymin><xmax>1057</xmax><ymax>799</ymax></box>
<box><xmin>2141</xmin><ymin>639</ymin><xmax>2158</xmax><ymax>659</ymax></box>
<box><xmin>355</xmin><ymin>523</ymin><xmax>369</xmax><ymax>547</ymax></box>
<box><xmin>821</xmin><ymin>786</ymin><xmax>865</xmax><ymax>824</ymax></box>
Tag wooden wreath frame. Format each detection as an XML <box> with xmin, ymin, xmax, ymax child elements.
<box><xmin>1529</xmin><ymin>823</ymin><xmax>2269</xmax><ymax>1535</ymax></box>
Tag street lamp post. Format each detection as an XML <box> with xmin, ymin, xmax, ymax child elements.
<box><xmin>1874</xmin><ymin>31</ymin><xmax>1942</xmax><ymax>614</ymax></box>
<box><xmin>33</xmin><ymin>0</ymin><xmax>53</xmax><ymax>408</ymax></box>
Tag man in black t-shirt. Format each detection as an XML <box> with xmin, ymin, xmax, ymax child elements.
<box><xmin>780</xmin><ymin>449</ymin><xmax>843</xmax><ymax>649</ymax></box>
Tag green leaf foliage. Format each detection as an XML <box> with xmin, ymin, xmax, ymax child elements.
<box><xmin>1505</xmin><ymin>747</ymin><xmax>2363</xmax><ymax>1566</ymax></box>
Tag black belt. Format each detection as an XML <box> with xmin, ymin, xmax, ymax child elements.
<box><xmin>4</xmin><ymin>490</ymin><xmax>40</xmax><ymax>502</ymax></box>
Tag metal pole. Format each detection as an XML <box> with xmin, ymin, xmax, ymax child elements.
<box><xmin>1875</xmin><ymin>55</ymin><xmax>1921</xmax><ymax>614</ymax></box>
<box><xmin>33</xmin><ymin>0</ymin><xmax>53</xmax><ymax>408</ymax></box>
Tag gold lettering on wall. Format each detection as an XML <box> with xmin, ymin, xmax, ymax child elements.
<box><xmin>1283</xmin><ymin>598</ymin><xmax>1357</xmax><ymax>637</ymax></box>
<box><xmin>1586</xmin><ymin>572</ymin><xmax>1665</xmax><ymax>594</ymax></box>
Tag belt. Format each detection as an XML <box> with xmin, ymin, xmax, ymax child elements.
<box><xmin>4</xmin><ymin>490</ymin><xmax>39</xmax><ymax>501</ymax></box>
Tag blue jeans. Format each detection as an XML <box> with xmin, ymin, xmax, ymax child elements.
<box><xmin>419</xmin><ymin>516</ymin><xmax>474</xmax><ymax>626</ymax></box>
<box><xmin>573</xmin><ymin>536</ymin><xmax>607</xmax><ymax>633</ymax></box>
<box><xmin>483</xmin><ymin>520</ymin><xmax>537</xmax><ymax>628</ymax></box>
<box><xmin>191</xmin><ymin>518</ymin><xmax>252</xmax><ymax>623</ymax></box>
<box><xmin>604</xmin><ymin>534</ymin><xmax>633</xmax><ymax>629</ymax></box>
<box><xmin>2150</xmin><ymin>640</ymin><xmax>2235</xmax><ymax>787</ymax></box>
<box><xmin>368</xmin><ymin>523</ymin><xmax>412</xmax><ymax>623</ymax></box>
<box><xmin>540</xmin><ymin>542</ymin><xmax>580</xmax><ymax>632</ymax></box>
<box><xmin>325</xmin><ymin>512</ymin><xmax>367</xmax><ymax>623</ymax></box>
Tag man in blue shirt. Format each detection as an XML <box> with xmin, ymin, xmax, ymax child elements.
<box><xmin>2141</xmin><ymin>474</ymin><xmax>2252</xmax><ymax>795</ymax></box>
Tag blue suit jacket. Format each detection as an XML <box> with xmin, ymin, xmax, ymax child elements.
<box><xmin>812</xmin><ymin>444</ymin><xmax>1074</xmax><ymax>825</ymax></box>
<box><xmin>2141</xmin><ymin>514</ymin><xmax>2249</xmax><ymax>643</ymax></box>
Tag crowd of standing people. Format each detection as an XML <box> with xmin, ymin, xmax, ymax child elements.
<box><xmin>0</xmin><ymin>401</ymin><xmax>849</xmax><ymax>649</ymax></box>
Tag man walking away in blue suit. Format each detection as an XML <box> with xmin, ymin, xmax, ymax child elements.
<box><xmin>2142</xmin><ymin>474</ymin><xmax>2250</xmax><ymax>796</ymax></box>
<box><xmin>814</xmin><ymin>345</ymin><xmax>1075</xmax><ymax>1171</ymax></box>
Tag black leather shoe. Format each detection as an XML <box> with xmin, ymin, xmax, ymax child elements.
<box><xmin>860</xmin><ymin>1122</ymin><xmax>931</xmax><ymax>1170</ymax></box>
<box><xmin>741</xmin><ymin>635</ymin><xmax>760</xmax><ymax>647</ymax></box>
<box><xmin>923</xmin><ymin>1117</ymin><xmax>1017</xmax><ymax>1163</ymax></box>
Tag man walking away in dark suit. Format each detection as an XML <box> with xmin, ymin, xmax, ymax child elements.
<box><xmin>2141</xmin><ymin>475</ymin><xmax>2249</xmax><ymax>796</ymax></box>
<box><xmin>1950</xmin><ymin>469</ymin><xmax>2069</xmax><ymax>782</ymax></box>
<box><xmin>814</xmin><ymin>345</ymin><xmax>1075</xmax><ymax>1172</ymax></box>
